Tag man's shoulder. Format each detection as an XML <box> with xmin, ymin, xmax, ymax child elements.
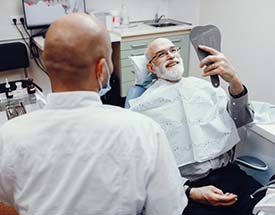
<box><xmin>0</xmin><ymin>110</ymin><xmax>43</xmax><ymax>137</ymax></box>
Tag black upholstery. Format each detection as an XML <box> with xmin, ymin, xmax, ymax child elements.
<box><xmin>0</xmin><ymin>42</ymin><xmax>43</xmax><ymax>94</ymax></box>
<box><xmin>0</xmin><ymin>42</ymin><xmax>29</xmax><ymax>77</ymax></box>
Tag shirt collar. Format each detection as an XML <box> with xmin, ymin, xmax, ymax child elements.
<box><xmin>44</xmin><ymin>91</ymin><xmax>102</xmax><ymax>110</ymax></box>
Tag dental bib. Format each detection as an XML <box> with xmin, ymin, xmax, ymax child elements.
<box><xmin>130</xmin><ymin>77</ymin><xmax>240</xmax><ymax>166</ymax></box>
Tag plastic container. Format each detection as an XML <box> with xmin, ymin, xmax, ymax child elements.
<box><xmin>90</xmin><ymin>11</ymin><xmax>113</xmax><ymax>31</ymax></box>
<box><xmin>5</xmin><ymin>79</ymin><xmax>13</xmax><ymax>99</ymax></box>
<box><xmin>110</xmin><ymin>10</ymin><xmax>121</xmax><ymax>28</ymax></box>
<box><xmin>120</xmin><ymin>0</ymin><xmax>129</xmax><ymax>25</ymax></box>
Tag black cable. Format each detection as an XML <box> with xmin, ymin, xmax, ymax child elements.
<box><xmin>14</xmin><ymin>23</ymin><xmax>48</xmax><ymax>76</ymax></box>
<box><xmin>16</xmin><ymin>18</ymin><xmax>49</xmax><ymax>76</ymax></box>
<box><xmin>14</xmin><ymin>22</ymin><xmax>31</xmax><ymax>50</ymax></box>
<box><xmin>23</xmin><ymin>22</ymin><xmax>48</xmax><ymax>76</ymax></box>
<box><xmin>17</xmin><ymin>23</ymin><xmax>48</xmax><ymax>75</ymax></box>
<box><xmin>29</xmin><ymin>39</ymin><xmax>47</xmax><ymax>74</ymax></box>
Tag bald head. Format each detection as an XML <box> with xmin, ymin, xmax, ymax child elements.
<box><xmin>145</xmin><ymin>38</ymin><xmax>175</xmax><ymax>61</ymax></box>
<box><xmin>43</xmin><ymin>13</ymin><xmax>112</xmax><ymax>92</ymax></box>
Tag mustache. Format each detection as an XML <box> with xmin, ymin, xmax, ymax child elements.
<box><xmin>163</xmin><ymin>58</ymin><xmax>181</xmax><ymax>68</ymax></box>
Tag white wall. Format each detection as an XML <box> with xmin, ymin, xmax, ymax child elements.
<box><xmin>86</xmin><ymin>0</ymin><xmax>168</xmax><ymax>22</ymax></box>
<box><xmin>0</xmin><ymin>0</ymin><xmax>24</xmax><ymax>42</ymax></box>
<box><xmin>168</xmin><ymin>0</ymin><xmax>200</xmax><ymax>25</ymax></box>
<box><xmin>198</xmin><ymin>0</ymin><xmax>275</xmax><ymax>104</ymax></box>
<box><xmin>168</xmin><ymin>0</ymin><xmax>201</xmax><ymax>84</ymax></box>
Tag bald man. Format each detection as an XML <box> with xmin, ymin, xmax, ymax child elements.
<box><xmin>0</xmin><ymin>14</ymin><xmax>187</xmax><ymax>215</ymax></box>
<box><xmin>129</xmin><ymin>38</ymin><xmax>265</xmax><ymax>215</ymax></box>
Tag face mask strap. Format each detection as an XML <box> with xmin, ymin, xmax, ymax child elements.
<box><xmin>98</xmin><ymin>59</ymin><xmax>112</xmax><ymax>96</ymax></box>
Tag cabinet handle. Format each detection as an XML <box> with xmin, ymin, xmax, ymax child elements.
<box><xmin>171</xmin><ymin>39</ymin><xmax>182</xmax><ymax>43</ymax></box>
<box><xmin>131</xmin><ymin>70</ymin><xmax>135</xmax><ymax>74</ymax></box>
<box><xmin>130</xmin><ymin>53</ymin><xmax>144</xmax><ymax>56</ymax></box>
<box><xmin>131</xmin><ymin>44</ymin><xmax>147</xmax><ymax>49</ymax></box>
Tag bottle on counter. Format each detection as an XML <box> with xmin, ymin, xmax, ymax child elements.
<box><xmin>5</xmin><ymin>78</ymin><xmax>13</xmax><ymax>99</ymax></box>
<box><xmin>27</xmin><ymin>83</ymin><xmax>36</xmax><ymax>94</ymax></box>
<box><xmin>110</xmin><ymin>10</ymin><xmax>121</xmax><ymax>28</ymax></box>
<box><xmin>120</xmin><ymin>0</ymin><xmax>129</xmax><ymax>26</ymax></box>
<box><xmin>15</xmin><ymin>82</ymin><xmax>28</xmax><ymax>99</ymax></box>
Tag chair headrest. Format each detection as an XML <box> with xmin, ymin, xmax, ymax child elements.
<box><xmin>129</xmin><ymin>55</ymin><xmax>156</xmax><ymax>88</ymax></box>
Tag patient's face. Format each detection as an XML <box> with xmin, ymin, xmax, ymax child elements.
<box><xmin>149</xmin><ymin>39</ymin><xmax>184</xmax><ymax>81</ymax></box>
<box><xmin>154</xmin><ymin>58</ymin><xmax>184</xmax><ymax>81</ymax></box>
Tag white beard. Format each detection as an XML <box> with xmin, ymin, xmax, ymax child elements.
<box><xmin>154</xmin><ymin>58</ymin><xmax>184</xmax><ymax>81</ymax></box>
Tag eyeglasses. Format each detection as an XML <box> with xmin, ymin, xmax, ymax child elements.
<box><xmin>148</xmin><ymin>47</ymin><xmax>181</xmax><ymax>64</ymax></box>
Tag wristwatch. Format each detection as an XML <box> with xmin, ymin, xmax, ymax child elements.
<box><xmin>184</xmin><ymin>185</ymin><xmax>192</xmax><ymax>198</ymax></box>
<box><xmin>183</xmin><ymin>183</ymin><xmax>192</xmax><ymax>199</ymax></box>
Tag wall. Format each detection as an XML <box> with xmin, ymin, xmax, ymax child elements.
<box><xmin>198</xmin><ymin>0</ymin><xmax>275</xmax><ymax>104</ymax></box>
<box><xmin>0</xmin><ymin>0</ymin><xmax>24</xmax><ymax>42</ymax></box>
<box><xmin>167</xmin><ymin>0</ymin><xmax>201</xmax><ymax>84</ymax></box>
<box><xmin>168</xmin><ymin>0</ymin><xmax>200</xmax><ymax>25</ymax></box>
<box><xmin>86</xmin><ymin>0</ymin><xmax>168</xmax><ymax>22</ymax></box>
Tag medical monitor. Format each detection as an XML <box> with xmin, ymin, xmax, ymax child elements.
<box><xmin>22</xmin><ymin>0</ymin><xmax>86</xmax><ymax>29</ymax></box>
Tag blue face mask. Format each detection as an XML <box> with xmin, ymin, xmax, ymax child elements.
<box><xmin>98</xmin><ymin>61</ymin><xmax>112</xmax><ymax>97</ymax></box>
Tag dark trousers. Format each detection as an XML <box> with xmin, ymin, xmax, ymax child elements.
<box><xmin>183</xmin><ymin>163</ymin><xmax>265</xmax><ymax>215</ymax></box>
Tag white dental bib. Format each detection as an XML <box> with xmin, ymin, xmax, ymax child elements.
<box><xmin>130</xmin><ymin>77</ymin><xmax>240</xmax><ymax>166</ymax></box>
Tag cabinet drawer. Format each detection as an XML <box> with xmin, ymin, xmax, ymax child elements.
<box><xmin>121</xmin><ymin>34</ymin><xmax>186</xmax><ymax>51</ymax></box>
<box><xmin>121</xmin><ymin>58</ymin><xmax>132</xmax><ymax>68</ymax></box>
<box><xmin>121</xmin><ymin>66</ymin><xmax>135</xmax><ymax>82</ymax></box>
<box><xmin>121</xmin><ymin>38</ymin><xmax>153</xmax><ymax>51</ymax></box>
<box><xmin>166</xmin><ymin>35</ymin><xmax>185</xmax><ymax>44</ymax></box>
<box><xmin>121</xmin><ymin>49</ymin><xmax>145</xmax><ymax>60</ymax></box>
<box><xmin>121</xmin><ymin>80</ymin><xmax>135</xmax><ymax>97</ymax></box>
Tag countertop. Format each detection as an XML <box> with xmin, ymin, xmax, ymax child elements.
<box><xmin>33</xmin><ymin>21</ymin><xmax>192</xmax><ymax>49</ymax></box>
<box><xmin>33</xmin><ymin>31</ymin><xmax>121</xmax><ymax>50</ymax></box>
<box><xmin>247</xmin><ymin>123</ymin><xmax>275</xmax><ymax>143</ymax></box>
<box><xmin>112</xmin><ymin>22</ymin><xmax>192</xmax><ymax>38</ymax></box>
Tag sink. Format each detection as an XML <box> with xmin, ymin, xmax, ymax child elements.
<box><xmin>143</xmin><ymin>19</ymin><xmax>190</xmax><ymax>28</ymax></box>
<box><xmin>149</xmin><ymin>23</ymin><xmax>177</xmax><ymax>27</ymax></box>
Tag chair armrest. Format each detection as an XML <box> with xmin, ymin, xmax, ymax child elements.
<box><xmin>235</xmin><ymin>155</ymin><xmax>268</xmax><ymax>171</ymax></box>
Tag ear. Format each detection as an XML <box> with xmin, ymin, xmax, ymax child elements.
<box><xmin>95</xmin><ymin>58</ymin><xmax>106</xmax><ymax>83</ymax></box>
<box><xmin>147</xmin><ymin>63</ymin><xmax>156</xmax><ymax>74</ymax></box>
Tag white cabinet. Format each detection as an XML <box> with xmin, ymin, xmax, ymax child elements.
<box><xmin>119</xmin><ymin>31</ymin><xmax>190</xmax><ymax>97</ymax></box>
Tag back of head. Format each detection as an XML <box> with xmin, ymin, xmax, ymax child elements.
<box><xmin>43</xmin><ymin>13</ymin><xmax>112</xmax><ymax>92</ymax></box>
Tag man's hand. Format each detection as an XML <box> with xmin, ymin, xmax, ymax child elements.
<box><xmin>198</xmin><ymin>45</ymin><xmax>244</xmax><ymax>96</ymax></box>
<box><xmin>189</xmin><ymin>185</ymin><xmax>238</xmax><ymax>206</ymax></box>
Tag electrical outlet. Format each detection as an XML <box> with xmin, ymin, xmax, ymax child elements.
<box><xmin>10</xmin><ymin>15</ymin><xmax>24</xmax><ymax>25</ymax></box>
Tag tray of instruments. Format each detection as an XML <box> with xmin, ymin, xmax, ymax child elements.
<box><xmin>0</xmin><ymin>94</ymin><xmax>37</xmax><ymax>120</ymax></box>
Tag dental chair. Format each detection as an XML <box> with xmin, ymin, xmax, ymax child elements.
<box><xmin>124</xmin><ymin>55</ymin><xmax>154</xmax><ymax>109</ymax></box>
<box><xmin>125</xmin><ymin>55</ymin><xmax>274</xmax><ymax>214</ymax></box>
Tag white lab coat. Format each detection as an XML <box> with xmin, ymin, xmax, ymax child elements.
<box><xmin>0</xmin><ymin>91</ymin><xmax>186</xmax><ymax>215</ymax></box>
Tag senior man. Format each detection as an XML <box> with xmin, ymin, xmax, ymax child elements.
<box><xmin>0</xmin><ymin>15</ymin><xmax>187</xmax><ymax>215</ymax></box>
<box><xmin>129</xmin><ymin>38</ymin><xmax>265</xmax><ymax>215</ymax></box>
